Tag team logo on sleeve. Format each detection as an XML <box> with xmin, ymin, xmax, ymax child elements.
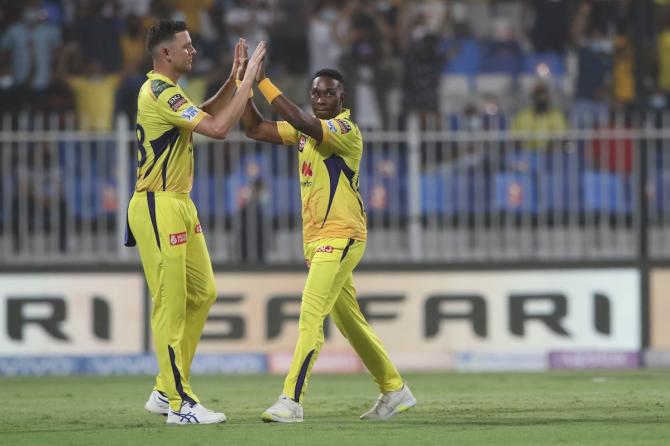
<box><xmin>195</xmin><ymin>223</ymin><xmax>202</xmax><ymax>233</ymax></box>
<box><xmin>151</xmin><ymin>79</ymin><xmax>174</xmax><ymax>97</ymax></box>
<box><xmin>334</xmin><ymin>119</ymin><xmax>351</xmax><ymax>134</ymax></box>
<box><xmin>168</xmin><ymin>93</ymin><xmax>187</xmax><ymax>111</ymax></box>
<box><xmin>326</xmin><ymin>120</ymin><xmax>337</xmax><ymax>133</ymax></box>
<box><xmin>181</xmin><ymin>106</ymin><xmax>200</xmax><ymax>121</ymax></box>
<box><xmin>298</xmin><ymin>134</ymin><xmax>307</xmax><ymax>152</ymax></box>
<box><xmin>169</xmin><ymin>231</ymin><xmax>187</xmax><ymax>246</ymax></box>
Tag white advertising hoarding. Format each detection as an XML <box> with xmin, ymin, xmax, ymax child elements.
<box><xmin>0</xmin><ymin>274</ymin><xmax>145</xmax><ymax>355</ymax></box>
<box><xmin>1</xmin><ymin>269</ymin><xmax>640</xmax><ymax>361</ymax></box>
<box><xmin>196</xmin><ymin>269</ymin><xmax>641</xmax><ymax>355</ymax></box>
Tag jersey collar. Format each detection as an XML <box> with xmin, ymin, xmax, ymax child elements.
<box><xmin>146</xmin><ymin>70</ymin><xmax>175</xmax><ymax>85</ymax></box>
<box><xmin>334</xmin><ymin>108</ymin><xmax>351</xmax><ymax>120</ymax></box>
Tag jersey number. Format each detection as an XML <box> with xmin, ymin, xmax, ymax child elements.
<box><xmin>135</xmin><ymin>123</ymin><xmax>148</xmax><ymax>175</ymax></box>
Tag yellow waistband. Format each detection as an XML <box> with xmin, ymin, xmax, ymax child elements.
<box><xmin>133</xmin><ymin>190</ymin><xmax>190</xmax><ymax>199</ymax></box>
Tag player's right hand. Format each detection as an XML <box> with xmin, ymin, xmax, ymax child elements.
<box><xmin>245</xmin><ymin>41</ymin><xmax>266</xmax><ymax>83</ymax></box>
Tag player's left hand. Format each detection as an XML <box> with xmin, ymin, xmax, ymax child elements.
<box><xmin>236</xmin><ymin>39</ymin><xmax>249</xmax><ymax>81</ymax></box>
<box><xmin>230</xmin><ymin>38</ymin><xmax>242</xmax><ymax>80</ymax></box>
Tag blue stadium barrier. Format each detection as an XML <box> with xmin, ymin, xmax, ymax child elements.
<box><xmin>269</xmin><ymin>175</ymin><xmax>300</xmax><ymax>218</ymax></box>
<box><xmin>480</xmin><ymin>40</ymin><xmax>523</xmax><ymax>75</ymax></box>
<box><xmin>536</xmin><ymin>172</ymin><xmax>577</xmax><ymax>213</ymax></box>
<box><xmin>581</xmin><ymin>171</ymin><xmax>631</xmax><ymax>214</ymax></box>
<box><xmin>652</xmin><ymin>169</ymin><xmax>670</xmax><ymax>216</ymax></box>
<box><xmin>443</xmin><ymin>38</ymin><xmax>481</xmax><ymax>78</ymax></box>
<box><xmin>421</xmin><ymin>171</ymin><xmax>478</xmax><ymax>216</ymax></box>
<box><xmin>492</xmin><ymin>172</ymin><xmax>536</xmax><ymax>213</ymax></box>
<box><xmin>359</xmin><ymin>176</ymin><xmax>408</xmax><ymax>218</ymax></box>
<box><xmin>522</xmin><ymin>52</ymin><xmax>566</xmax><ymax>77</ymax></box>
<box><xmin>191</xmin><ymin>175</ymin><xmax>228</xmax><ymax>220</ymax></box>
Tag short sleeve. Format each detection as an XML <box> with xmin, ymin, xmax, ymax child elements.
<box><xmin>66</xmin><ymin>76</ymin><xmax>84</xmax><ymax>92</ymax></box>
<box><xmin>320</xmin><ymin>117</ymin><xmax>361</xmax><ymax>157</ymax></box>
<box><xmin>154</xmin><ymin>83</ymin><xmax>206</xmax><ymax>130</ymax></box>
<box><xmin>277</xmin><ymin>121</ymin><xmax>300</xmax><ymax>145</ymax></box>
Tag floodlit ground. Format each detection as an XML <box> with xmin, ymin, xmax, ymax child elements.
<box><xmin>2</xmin><ymin>371</ymin><xmax>669</xmax><ymax>445</ymax></box>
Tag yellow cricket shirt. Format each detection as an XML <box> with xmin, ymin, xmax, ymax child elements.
<box><xmin>277</xmin><ymin>109</ymin><xmax>367</xmax><ymax>243</ymax></box>
<box><xmin>134</xmin><ymin>71</ymin><xmax>207</xmax><ymax>193</ymax></box>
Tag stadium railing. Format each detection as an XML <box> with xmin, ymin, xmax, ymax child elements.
<box><xmin>1</xmin><ymin>111</ymin><xmax>669</xmax><ymax>265</ymax></box>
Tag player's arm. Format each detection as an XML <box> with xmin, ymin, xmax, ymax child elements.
<box><xmin>199</xmin><ymin>39</ymin><xmax>243</xmax><ymax>115</ymax></box>
<box><xmin>194</xmin><ymin>41</ymin><xmax>266</xmax><ymax>140</ymax></box>
<box><xmin>253</xmin><ymin>58</ymin><xmax>324</xmax><ymax>142</ymax></box>
<box><xmin>241</xmin><ymin>97</ymin><xmax>284</xmax><ymax>144</ymax></box>
<box><xmin>236</xmin><ymin>43</ymin><xmax>294</xmax><ymax>145</ymax></box>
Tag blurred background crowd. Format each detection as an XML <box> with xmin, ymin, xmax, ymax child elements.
<box><xmin>0</xmin><ymin>0</ymin><xmax>665</xmax><ymax>131</ymax></box>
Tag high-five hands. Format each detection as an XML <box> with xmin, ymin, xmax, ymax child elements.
<box><xmin>236</xmin><ymin>39</ymin><xmax>266</xmax><ymax>83</ymax></box>
<box><xmin>245</xmin><ymin>41</ymin><xmax>266</xmax><ymax>82</ymax></box>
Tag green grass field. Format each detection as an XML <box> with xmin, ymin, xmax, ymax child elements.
<box><xmin>2</xmin><ymin>370</ymin><xmax>669</xmax><ymax>445</ymax></box>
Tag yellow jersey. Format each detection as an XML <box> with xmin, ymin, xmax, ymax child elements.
<box><xmin>277</xmin><ymin>109</ymin><xmax>367</xmax><ymax>243</ymax></box>
<box><xmin>134</xmin><ymin>71</ymin><xmax>206</xmax><ymax>193</ymax></box>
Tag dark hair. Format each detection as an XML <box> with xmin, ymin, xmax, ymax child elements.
<box><xmin>312</xmin><ymin>68</ymin><xmax>345</xmax><ymax>87</ymax></box>
<box><xmin>146</xmin><ymin>20</ymin><xmax>187</xmax><ymax>54</ymax></box>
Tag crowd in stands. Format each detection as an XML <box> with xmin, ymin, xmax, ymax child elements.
<box><xmin>4</xmin><ymin>1</ymin><xmax>670</xmax><ymax>258</ymax></box>
<box><xmin>0</xmin><ymin>0</ymin><xmax>666</xmax><ymax>132</ymax></box>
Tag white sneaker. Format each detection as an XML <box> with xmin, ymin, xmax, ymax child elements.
<box><xmin>167</xmin><ymin>401</ymin><xmax>226</xmax><ymax>425</ymax></box>
<box><xmin>360</xmin><ymin>384</ymin><xmax>417</xmax><ymax>421</ymax></box>
<box><xmin>261</xmin><ymin>394</ymin><xmax>304</xmax><ymax>423</ymax></box>
<box><xmin>144</xmin><ymin>390</ymin><xmax>169</xmax><ymax>416</ymax></box>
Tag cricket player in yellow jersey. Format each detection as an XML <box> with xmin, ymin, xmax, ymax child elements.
<box><xmin>239</xmin><ymin>51</ymin><xmax>416</xmax><ymax>422</ymax></box>
<box><xmin>125</xmin><ymin>21</ymin><xmax>266</xmax><ymax>425</ymax></box>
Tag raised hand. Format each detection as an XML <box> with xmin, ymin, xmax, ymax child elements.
<box><xmin>236</xmin><ymin>39</ymin><xmax>249</xmax><ymax>81</ymax></box>
<box><xmin>229</xmin><ymin>38</ymin><xmax>242</xmax><ymax>80</ymax></box>
<box><xmin>255</xmin><ymin>49</ymin><xmax>266</xmax><ymax>83</ymax></box>
<box><xmin>244</xmin><ymin>41</ymin><xmax>267</xmax><ymax>83</ymax></box>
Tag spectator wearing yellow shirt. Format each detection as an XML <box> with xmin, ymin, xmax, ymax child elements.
<box><xmin>657</xmin><ymin>16</ymin><xmax>670</xmax><ymax>97</ymax></box>
<box><xmin>66</xmin><ymin>58</ymin><xmax>120</xmax><ymax>131</ymax></box>
<box><xmin>613</xmin><ymin>32</ymin><xmax>635</xmax><ymax>106</ymax></box>
<box><xmin>512</xmin><ymin>83</ymin><xmax>567</xmax><ymax>150</ymax></box>
<box><xmin>118</xmin><ymin>14</ymin><xmax>151</xmax><ymax>122</ymax></box>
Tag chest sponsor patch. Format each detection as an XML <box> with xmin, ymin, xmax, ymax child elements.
<box><xmin>334</xmin><ymin>119</ymin><xmax>351</xmax><ymax>134</ymax></box>
<box><xmin>301</xmin><ymin>161</ymin><xmax>313</xmax><ymax>177</ymax></box>
<box><xmin>169</xmin><ymin>231</ymin><xmax>187</xmax><ymax>246</ymax></box>
<box><xmin>168</xmin><ymin>93</ymin><xmax>187</xmax><ymax>111</ymax></box>
<box><xmin>195</xmin><ymin>223</ymin><xmax>202</xmax><ymax>233</ymax></box>
<box><xmin>298</xmin><ymin>134</ymin><xmax>307</xmax><ymax>152</ymax></box>
<box><xmin>181</xmin><ymin>106</ymin><xmax>200</xmax><ymax>121</ymax></box>
<box><xmin>316</xmin><ymin>245</ymin><xmax>334</xmax><ymax>253</ymax></box>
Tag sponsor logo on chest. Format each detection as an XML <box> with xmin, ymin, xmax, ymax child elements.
<box><xmin>301</xmin><ymin>161</ymin><xmax>313</xmax><ymax>177</ymax></box>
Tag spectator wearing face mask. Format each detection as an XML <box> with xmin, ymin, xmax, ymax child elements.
<box><xmin>0</xmin><ymin>1</ymin><xmax>61</xmax><ymax>111</ymax></box>
<box><xmin>570</xmin><ymin>0</ymin><xmax>613</xmax><ymax>120</ymax></box>
<box><xmin>337</xmin><ymin>0</ymin><xmax>396</xmax><ymax>128</ymax></box>
<box><xmin>512</xmin><ymin>82</ymin><xmax>567</xmax><ymax>150</ymax></box>
<box><xmin>308</xmin><ymin>0</ymin><xmax>342</xmax><ymax>76</ymax></box>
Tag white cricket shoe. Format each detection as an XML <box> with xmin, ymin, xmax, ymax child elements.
<box><xmin>261</xmin><ymin>394</ymin><xmax>304</xmax><ymax>423</ymax></box>
<box><xmin>144</xmin><ymin>390</ymin><xmax>169</xmax><ymax>416</ymax></box>
<box><xmin>167</xmin><ymin>401</ymin><xmax>226</xmax><ymax>425</ymax></box>
<box><xmin>360</xmin><ymin>384</ymin><xmax>417</xmax><ymax>421</ymax></box>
